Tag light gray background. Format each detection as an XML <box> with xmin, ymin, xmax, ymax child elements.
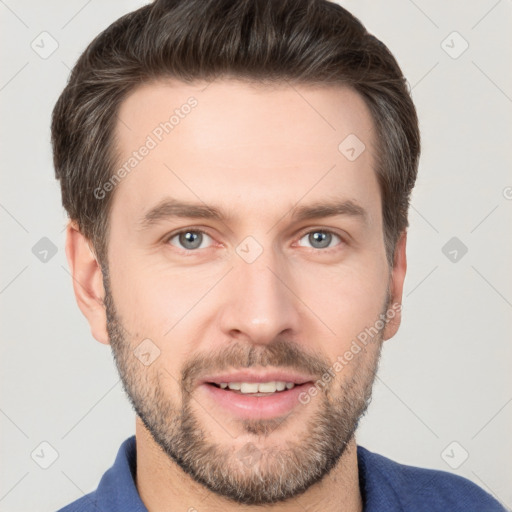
<box><xmin>1</xmin><ymin>1</ymin><xmax>511</xmax><ymax>511</ymax></box>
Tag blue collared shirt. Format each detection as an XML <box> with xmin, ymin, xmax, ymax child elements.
<box><xmin>56</xmin><ymin>436</ymin><xmax>506</xmax><ymax>511</ymax></box>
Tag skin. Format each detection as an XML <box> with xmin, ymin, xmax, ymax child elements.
<box><xmin>66</xmin><ymin>79</ymin><xmax>407</xmax><ymax>512</ymax></box>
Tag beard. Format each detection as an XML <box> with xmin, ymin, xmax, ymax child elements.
<box><xmin>103</xmin><ymin>268</ymin><xmax>387</xmax><ymax>506</ymax></box>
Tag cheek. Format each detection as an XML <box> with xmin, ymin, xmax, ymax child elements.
<box><xmin>109</xmin><ymin>257</ymin><xmax>223</xmax><ymax>345</ymax></box>
<box><xmin>107</xmin><ymin>267</ymin><xmax>198</xmax><ymax>392</ymax></box>
<box><xmin>290</xmin><ymin>262</ymin><xmax>389</xmax><ymax>363</ymax></box>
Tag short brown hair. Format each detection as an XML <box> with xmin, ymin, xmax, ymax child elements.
<box><xmin>51</xmin><ymin>0</ymin><xmax>420</xmax><ymax>267</ymax></box>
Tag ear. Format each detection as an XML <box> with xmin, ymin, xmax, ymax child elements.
<box><xmin>65</xmin><ymin>221</ymin><xmax>110</xmax><ymax>345</ymax></box>
<box><xmin>383</xmin><ymin>231</ymin><xmax>407</xmax><ymax>341</ymax></box>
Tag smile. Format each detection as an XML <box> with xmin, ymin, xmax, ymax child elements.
<box><xmin>201</xmin><ymin>381</ymin><xmax>314</xmax><ymax>420</ymax></box>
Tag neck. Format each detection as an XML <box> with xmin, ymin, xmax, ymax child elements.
<box><xmin>135</xmin><ymin>418</ymin><xmax>363</xmax><ymax>512</ymax></box>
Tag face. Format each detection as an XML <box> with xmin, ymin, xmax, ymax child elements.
<box><xmin>84</xmin><ymin>79</ymin><xmax>405</xmax><ymax>505</ymax></box>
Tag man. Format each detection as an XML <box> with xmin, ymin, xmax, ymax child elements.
<box><xmin>52</xmin><ymin>0</ymin><xmax>506</xmax><ymax>510</ymax></box>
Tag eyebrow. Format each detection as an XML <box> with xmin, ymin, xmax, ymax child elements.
<box><xmin>137</xmin><ymin>197</ymin><xmax>369</xmax><ymax>230</ymax></box>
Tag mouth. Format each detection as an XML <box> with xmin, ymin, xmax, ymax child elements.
<box><xmin>197</xmin><ymin>371</ymin><xmax>316</xmax><ymax>420</ymax></box>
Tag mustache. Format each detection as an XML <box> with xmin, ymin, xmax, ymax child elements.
<box><xmin>181</xmin><ymin>339</ymin><xmax>330</xmax><ymax>392</ymax></box>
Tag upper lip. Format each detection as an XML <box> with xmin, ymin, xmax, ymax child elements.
<box><xmin>200</xmin><ymin>369</ymin><xmax>315</xmax><ymax>386</ymax></box>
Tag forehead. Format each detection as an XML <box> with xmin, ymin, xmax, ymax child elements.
<box><xmin>111</xmin><ymin>79</ymin><xmax>380</xmax><ymax>229</ymax></box>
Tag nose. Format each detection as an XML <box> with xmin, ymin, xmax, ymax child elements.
<box><xmin>218</xmin><ymin>247</ymin><xmax>302</xmax><ymax>345</ymax></box>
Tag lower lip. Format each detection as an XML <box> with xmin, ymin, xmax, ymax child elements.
<box><xmin>200</xmin><ymin>383</ymin><xmax>313</xmax><ymax>420</ymax></box>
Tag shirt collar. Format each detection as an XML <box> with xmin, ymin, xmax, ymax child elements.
<box><xmin>95</xmin><ymin>436</ymin><xmax>148</xmax><ymax>511</ymax></box>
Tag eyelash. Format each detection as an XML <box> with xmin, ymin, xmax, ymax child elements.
<box><xmin>164</xmin><ymin>227</ymin><xmax>346</xmax><ymax>255</ymax></box>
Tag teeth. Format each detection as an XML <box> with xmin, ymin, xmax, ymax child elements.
<box><xmin>240</xmin><ymin>382</ymin><xmax>260</xmax><ymax>393</ymax></box>
<box><xmin>256</xmin><ymin>382</ymin><xmax>275</xmax><ymax>392</ymax></box>
<box><xmin>218</xmin><ymin>381</ymin><xmax>296</xmax><ymax>393</ymax></box>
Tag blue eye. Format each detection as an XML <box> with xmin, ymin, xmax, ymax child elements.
<box><xmin>166</xmin><ymin>228</ymin><xmax>343</xmax><ymax>253</ymax></box>
<box><xmin>168</xmin><ymin>230</ymin><xmax>213</xmax><ymax>251</ymax></box>
<box><xmin>298</xmin><ymin>230</ymin><xmax>342</xmax><ymax>250</ymax></box>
